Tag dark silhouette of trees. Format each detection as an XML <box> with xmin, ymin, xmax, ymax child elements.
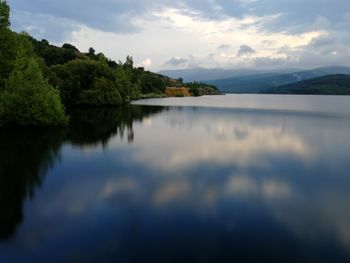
<box><xmin>89</xmin><ymin>47</ymin><xmax>96</xmax><ymax>56</ymax></box>
<box><xmin>0</xmin><ymin>128</ymin><xmax>66</xmax><ymax>239</ymax></box>
<box><xmin>0</xmin><ymin>105</ymin><xmax>166</xmax><ymax>240</ymax></box>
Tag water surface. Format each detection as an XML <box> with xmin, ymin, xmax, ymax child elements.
<box><xmin>1</xmin><ymin>95</ymin><xmax>350</xmax><ymax>262</ymax></box>
<box><xmin>133</xmin><ymin>94</ymin><xmax>350</xmax><ymax>116</ymax></box>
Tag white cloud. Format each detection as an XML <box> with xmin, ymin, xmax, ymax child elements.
<box><xmin>138</xmin><ymin>58</ymin><xmax>152</xmax><ymax>69</ymax></box>
<box><xmin>9</xmin><ymin>0</ymin><xmax>350</xmax><ymax>70</ymax></box>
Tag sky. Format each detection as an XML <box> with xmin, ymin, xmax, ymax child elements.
<box><xmin>7</xmin><ymin>0</ymin><xmax>350</xmax><ymax>71</ymax></box>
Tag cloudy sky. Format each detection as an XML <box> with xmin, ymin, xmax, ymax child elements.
<box><xmin>8</xmin><ymin>0</ymin><xmax>350</xmax><ymax>71</ymax></box>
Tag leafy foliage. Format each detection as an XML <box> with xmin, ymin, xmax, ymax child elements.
<box><xmin>0</xmin><ymin>0</ymin><xmax>17</xmax><ymax>90</ymax></box>
<box><xmin>0</xmin><ymin>1</ymin><xmax>218</xmax><ymax>126</ymax></box>
<box><xmin>140</xmin><ymin>73</ymin><xmax>166</xmax><ymax>94</ymax></box>
<box><xmin>52</xmin><ymin>59</ymin><xmax>124</xmax><ymax>106</ymax></box>
<box><xmin>27</xmin><ymin>36</ymin><xmax>82</xmax><ymax>66</ymax></box>
<box><xmin>185</xmin><ymin>81</ymin><xmax>220</xmax><ymax>96</ymax></box>
<box><xmin>0</xmin><ymin>37</ymin><xmax>68</xmax><ymax>126</ymax></box>
<box><xmin>49</xmin><ymin>54</ymin><xmax>168</xmax><ymax>106</ymax></box>
<box><xmin>0</xmin><ymin>0</ymin><xmax>10</xmax><ymax>28</ymax></box>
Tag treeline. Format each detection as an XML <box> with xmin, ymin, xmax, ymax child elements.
<box><xmin>28</xmin><ymin>36</ymin><xmax>169</xmax><ymax>104</ymax></box>
<box><xmin>168</xmin><ymin>78</ymin><xmax>220</xmax><ymax>96</ymax></box>
<box><xmin>0</xmin><ymin>1</ymin><xmax>169</xmax><ymax>126</ymax></box>
<box><xmin>185</xmin><ymin>81</ymin><xmax>220</xmax><ymax>96</ymax></box>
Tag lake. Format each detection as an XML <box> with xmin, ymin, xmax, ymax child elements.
<box><xmin>1</xmin><ymin>94</ymin><xmax>350</xmax><ymax>262</ymax></box>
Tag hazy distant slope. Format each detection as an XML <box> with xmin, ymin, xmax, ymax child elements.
<box><xmin>265</xmin><ymin>75</ymin><xmax>350</xmax><ymax>95</ymax></box>
<box><xmin>158</xmin><ymin>68</ymin><xmax>300</xmax><ymax>82</ymax></box>
<box><xmin>207</xmin><ymin>66</ymin><xmax>350</xmax><ymax>93</ymax></box>
<box><xmin>159</xmin><ymin>68</ymin><xmax>261</xmax><ymax>82</ymax></box>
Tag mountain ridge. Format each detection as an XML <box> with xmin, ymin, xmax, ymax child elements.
<box><xmin>205</xmin><ymin>66</ymin><xmax>350</xmax><ymax>93</ymax></box>
<box><xmin>158</xmin><ymin>67</ymin><xmax>301</xmax><ymax>82</ymax></box>
<box><xmin>265</xmin><ymin>74</ymin><xmax>350</xmax><ymax>95</ymax></box>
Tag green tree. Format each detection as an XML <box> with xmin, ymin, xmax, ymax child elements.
<box><xmin>0</xmin><ymin>37</ymin><xmax>68</xmax><ymax>126</ymax></box>
<box><xmin>62</xmin><ymin>43</ymin><xmax>79</xmax><ymax>52</ymax></box>
<box><xmin>52</xmin><ymin>59</ymin><xmax>127</xmax><ymax>106</ymax></box>
<box><xmin>51</xmin><ymin>63</ymin><xmax>81</xmax><ymax>105</ymax></box>
<box><xmin>140</xmin><ymin>73</ymin><xmax>166</xmax><ymax>94</ymax></box>
<box><xmin>89</xmin><ymin>47</ymin><xmax>95</xmax><ymax>56</ymax></box>
<box><xmin>0</xmin><ymin>0</ymin><xmax>10</xmax><ymax>28</ymax></box>
<box><xmin>0</xmin><ymin>0</ymin><xmax>17</xmax><ymax>90</ymax></box>
<box><xmin>79</xmin><ymin>77</ymin><xmax>123</xmax><ymax>106</ymax></box>
<box><xmin>115</xmin><ymin>66</ymin><xmax>132</xmax><ymax>100</ymax></box>
<box><xmin>123</xmin><ymin>55</ymin><xmax>134</xmax><ymax>70</ymax></box>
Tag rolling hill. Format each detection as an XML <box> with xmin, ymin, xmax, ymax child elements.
<box><xmin>206</xmin><ymin>66</ymin><xmax>350</xmax><ymax>93</ymax></box>
<box><xmin>265</xmin><ymin>75</ymin><xmax>350</xmax><ymax>95</ymax></box>
<box><xmin>158</xmin><ymin>68</ymin><xmax>300</xmax><ymax>82</ymax></box>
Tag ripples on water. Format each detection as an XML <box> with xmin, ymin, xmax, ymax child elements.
<box><xmin>1</xmin><ymin>95</ymin><xmax>350</xmax><ymax>262</ymax></box>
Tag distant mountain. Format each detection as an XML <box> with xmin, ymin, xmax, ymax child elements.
<box><xmin>206</xmin><ymin>66</ymin><xmax>350</xmax><ymax>93</ymax></box>
<box><xmin>265</xmin><ymin>74</ymin><xmax>350</xmax><ymax>95</ymax></box>
<box><xmin>158</xmin><ymin>68</ymin><xmax>300</xmax><ymax>82</ymax></box>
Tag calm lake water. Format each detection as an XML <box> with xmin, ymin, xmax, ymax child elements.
<box><xmin>1</xmin><ymin>94</ymin><xmax>350</xmax><ymax>262</ymax></box>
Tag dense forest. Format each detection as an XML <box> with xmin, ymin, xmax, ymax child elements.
<box><xmin>264</xmin><ymin>74</ymin><xmax>350</xmax><ymax>95</ymax></box>
<box><xmin>0</xmin><ymin>1</ymin><xmax>217</xmax><ymax>127</ymax></box>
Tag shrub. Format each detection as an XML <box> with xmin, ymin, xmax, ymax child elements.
<box><xmin>0</xmin><ymin>39</ymin><xmax>68</xmax><ymax>126</ymax></box>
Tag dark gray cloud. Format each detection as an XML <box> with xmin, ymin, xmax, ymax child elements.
<box><xmin>8</xmin><ymin>0</ymin><xmax>222</xmax><ymax>35</ymax></box>
<box><xmin>164</xmin><ymin>57</ymin><xmax>189</xmax><ymax>67</ymax></box>
<box><xmin>252</xmin><ymin>57</ymin><xmax>291</xmax><ymax>69</ymax></box>
<box><xmin>8</xmin><ymin>0</ymin><xmax>350</xmax><ymax>37</ymax></box>
<box><xmin>223</xmin><ymin>0</ymin><xmax>350</xmax><ymax>34</ymax></box>
<box><xmin>218</xmin><ymin>44</ymin><xmax>232</xmax><ymax>51</ymax></box>
<box><xmin>255</xmin><ymin>31</ymin><xmax>350</xmax><ymax>70</ymax></box>
<box><xmin>8</xmin><ymin>0</ymin><xmax>144</xmax><ymax>35</ymax></box>
<box><xmin>11</xmin><ymin>10</ymin><xmax>77</xmax><ymax>42</ymax></box>
<box><xmin>6</xmin><ymin>0</ymin><xmax>350</xmax><ymax>69</ymax></box>
<box><xmin>309</xmin><ymin>35</ymin><xmax>335</xmax><ymax>48</ymax></box>
<box><xmin>296</xmin><ymin>33</ymin><xmax>350</xmax><ymax>67</ymax></box>
<box><xmin>237</xmin><ymin>45</ymin><xmax>255</xmax><ymax>57</ymax></box>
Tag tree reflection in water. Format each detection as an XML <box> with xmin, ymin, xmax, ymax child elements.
<box><xmin>67</xmin><ymin>105</ymin><xmax>166</xmax><ymax>146</ymax></box>
<box><xmin>0</xmin><ymin>105</ymin><xmax>166</xmax><ymax>240</ymax></box>
<box><xmin>0</xmin><ymin>128</ymin><xmax>65</xmax><ymax>239</ymax></box>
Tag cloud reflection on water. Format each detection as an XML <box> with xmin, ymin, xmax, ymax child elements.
<box><xmin>2</xmin><ymin>103</ymin><xmax>350</xmax><ymax>262</ymax></box>
<box><xmin>121</xmin><ymin>108</ymin><xmax>313</xmax><ymax>172</ymax></box>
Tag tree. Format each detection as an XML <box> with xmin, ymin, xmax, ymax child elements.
<box><xmin>115</xmin><ymin>66</ymin><xmax>132</xmax><ymax>100</ymax></box>
<box><xmin>41</xmin><ymin>39</ymin><xmax>49</xmax><ymax>46</ymax></box>
<box><xmin>79</xmin><ymin>77</ymin><xmax>123</xmax><ymax>106</ymax></box>
<box><xmin>0</xmin><ymin>37</ymin><xmax>68</xmax><ymax>126</ymax></box>
<box><xmin>0</xmin><ymin>0</ymin><xmax>10</xmax><ymax>28</ymax></box>
<box><xmin>52</xmin><ymin>59</ymin><xmax>127</xmax><ymax>106</ymax></box>
<box><xmin>123</xmin><ymin>55</ymin><xmax>134</xmax><ymax>70</ymax></box>
<box><xmin>97</xmin><ymin>53</ymin><xmax>108</xmax><ymax>67</ymax></box>
<box><xmin>0</xmin><ymin>0</ymin><xmax>16</xmax><ymax>90</ymax></box>
<box><xmin>88</xmin><ymin>47</ymin><xmax>95</xmax><ymax>56</ymax></box>
<box><xmin>189</xmin><ymin>86</ymin><xmax>200</xmax><ymax>96</ymax></box>
<box><xmin>140</xmin><ymin>73</ymin><xmax>166</xmax><ymax>94</ymax></box>
<box><xmin>62</xmin><ymin>43</ymin><xmax>79</xmax><ymax>52</ymax></box>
